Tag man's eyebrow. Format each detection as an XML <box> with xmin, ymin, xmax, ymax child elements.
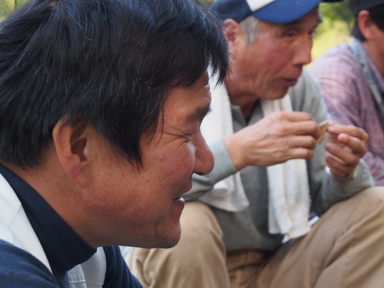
<box><xmin>186</xmin><ymin>103</ymin><xmax>211</xmax><ymax>123</ymax></box>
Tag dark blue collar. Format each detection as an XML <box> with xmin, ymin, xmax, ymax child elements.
<box><xmin>0</xmin><ymin>164</ymin><xmax>96</xmax><ymax>286</ymax></box>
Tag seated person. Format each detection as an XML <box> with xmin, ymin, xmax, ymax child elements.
<box><xmin>309</xmin><ymin>0</ymin><xmax>384</xmax><ymax>186</ymax></box>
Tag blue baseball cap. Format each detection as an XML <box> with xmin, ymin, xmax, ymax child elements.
<box><xmin>210</xmin><ymin>0</ymin><xmax>343</xmax><ymax>24</ymax></box>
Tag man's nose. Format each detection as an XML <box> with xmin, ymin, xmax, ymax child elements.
<box><xmin>292</xmin><ymin>37</ymin><xmax>313</xmax><ymax>67</ymax></box>
<box><xmin>193</xmin><ymin>132</ymin><xmax>214</xmax><ymax>176</ymax></box>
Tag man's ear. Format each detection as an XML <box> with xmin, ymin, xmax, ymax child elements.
<box><xmin>358</xmin><ymin>10</ymin><xmax>375</xmax><ymax>41</ymax></box>
<box><xmin>223</xmin><ymin>19</ymin><xmax>242</xmax><ymax>47</ymax></box>
<box><xmin>52</xmin><ymin>118</ymin><xmax>89</xmax><ymax>185</ymax></box>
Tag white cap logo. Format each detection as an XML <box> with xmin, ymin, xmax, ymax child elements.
<box><xmin>245</xmin><ymin>0</ymin><xmax>276</xmax><ymax>12</ymax></box>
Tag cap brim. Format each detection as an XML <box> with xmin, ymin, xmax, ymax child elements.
<box><xmin>252</xmin><ymin>0</ymin><xmax>340</xmax><ymax>24</ymax></box>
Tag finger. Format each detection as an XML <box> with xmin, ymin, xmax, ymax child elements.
<box><xmin>325</xmin><ymin>130</ymin><xmax>339</xmax><ymax>143</ymax></box>
<box><xmin>288</xmin><ymin>147</ymin><xmax>315</xmax><ymax>160</ymax></box>
<box><xmin>295</xmin><ymin>121</ymin><xmax>320</xmax><ymax>138</ymax></box>
<box><xmin>280</xmin><ymin>111</ymin><xmax>314</xmax><ymax>122</ymax></box>
<box><xmin>325</xmin><ymin>142</ymin><xmax>360</xmax><ymax>167</ymax></box>
<box><xmin>325</xmin><ymin>153</ymin><xmax>356</xmax><ymax>177</ymax></box>
<box><xmin>328</xmin><ymin>124</ymin><xmax>369</xmax><ymax>142</ymax></box>
<box><xmin>336</xmin><ymin>133</ymin><xmax>367</xmax><ymax>156</ymax></box>
<box><xmin>277</xmin><ymin>120</ymin><xmax>320</xmax><ymax>139</ymax></box>
<box><xmin>287</xmin><ymin>135</ymin><xmax>317</xmax><ymax>150</ymax></box>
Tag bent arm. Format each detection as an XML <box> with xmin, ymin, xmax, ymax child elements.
<box><xmin>322</xmin><ymin>78</ymin><xmax>384</xmax><ymax>184</ymax></box>
<box><xmin>291</xmin><ymin>69</ymin><xmax>373</xmax><ymax>216</ymax></box>
<box><xmin>309</xmin><ymin>50</ymin><xmax>384</xmax><ymax>185</ymax></box>
<box><xmin>362</xmin><ymin>152</ymin><xmax>384</xmax><ymax>186</ymax></box>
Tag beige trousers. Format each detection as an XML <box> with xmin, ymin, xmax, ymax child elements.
<box><xmin>127</xmin><ymin>187</ymin><xmax>384</xmax><ymax>288</ymax></box>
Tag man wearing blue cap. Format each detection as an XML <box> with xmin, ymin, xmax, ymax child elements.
<box><xmin>127</xmin><ymin>1</ymin><xmax>384</xmax><ymax>287</ymax></box>
<box><xmin>309</xmin><ymin>0</ymin><xmax>384</xmax><ymax>186</ymax></box>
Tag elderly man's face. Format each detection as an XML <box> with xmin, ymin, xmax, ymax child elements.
<box><xmin>228</xmin><ymin>7</ymin><xmax>320</xmax><ymax>101</ymax></box>
<box><xmin>81</xmin><ymin>72</ymin><xmax>214</xmax><ymax>248</ymax></box>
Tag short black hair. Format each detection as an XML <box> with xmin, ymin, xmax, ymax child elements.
<box><xmin>0</xmin><ymin>0</ymin><xmax>228</xmax><ymax>169</ymax></box>
<box><xmin>351</xmin><ymin>4</ymin><xmax>384</xmax><ymax>41</ymax></box>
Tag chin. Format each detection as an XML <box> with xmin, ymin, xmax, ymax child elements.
<box><xmin>158</xmin><ymin>237</ymin><xmax>181</xmax><ymax>249</ymax></box>
<box><xmin>277</xmin><ymin>87</ymin><xmax>290</xmax><ymax>98</ymax></box>
<box><xmin>153</xmin><ymin>224</ymin><xmax>182</xmax><ymax>249</ymax></box>
<box><xmin>263</xmin><ymin>87</ymin><xmax>288</xmax><ymax>100</ymax></box>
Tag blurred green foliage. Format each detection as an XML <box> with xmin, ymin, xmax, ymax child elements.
<box><xmin>312</xmin><ymin>1</ymin><xmax>355</xmax><ymax>62</ymax></box>
<box><xmin>319</xmin><ymin>1</ymin><xmax>354</xmax><ymax>30</ymax></box>
<box><xmin>0</xmin><ymin>0</ymin><xmax>27</xmax><ymax>20</ymax></box>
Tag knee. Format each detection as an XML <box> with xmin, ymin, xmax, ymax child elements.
<box><xmin>356</xmin><ymin>186</ymin><xmax>384</xmax><ymax>203</ymax></box>
<box><xmin>321</xmin><ymin>186</ymin><xmax>384</xmax><ymax>228</ymax></box>
<box><xmin>364</xmin><ymin>186</ymin><xmax>384</xmax><ymax>194</ymax></box>
<box><xmin>348</xmin><ymin>186</ymin><xmax>384</xmax><ymax>222</ymax></box>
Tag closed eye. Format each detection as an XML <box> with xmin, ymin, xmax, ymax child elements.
<box><xmin>183</xmin><ymin>133</ymin><xmax>194</xmax><ymax>143</ymax></box>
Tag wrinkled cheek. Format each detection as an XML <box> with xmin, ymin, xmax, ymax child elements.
<box><xmin>166</xmin><ymin>148</ymin><xmax>196</xmax><ymax>184</ymax></box>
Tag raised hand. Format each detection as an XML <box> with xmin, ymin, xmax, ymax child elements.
<box><xmin>325</xmin><ymin>123</ymin><xmax>368</xmax><ymax>178</ymax></box>
<box><xmin>224</xmin><ymin>111</ymin><xmax>320</xmax><ymax>170</ymax></box>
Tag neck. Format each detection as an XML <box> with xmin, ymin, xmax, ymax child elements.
<box><xmin>2</xmin><ymin>155</ymin><xmax>98</xmax><ymax>248</ymax></box>
<box><xmin>364</xmin><ymin>41</ymin><xmax>384</xmax><ymax>80</ymax></box>
<box><xmin>224</xmin><ymin>78</ymin><xmax>258</xmax><ymax>119</ymax></box>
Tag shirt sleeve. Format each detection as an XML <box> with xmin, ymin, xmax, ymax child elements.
<box><xmin>0</xmin><ymin>240</ymin><xmax>60</xmax><ymax>287</ymax></box>
<box><xmin>290</xmin><ymin>69</ymin><xmax>373</xmax><ymax>216</ymax></box>
<box><xmin>183</xmin><ymin>139</ymin><xmax>238</xmax><ymax>201</ymax></box>
<box><xmin>361</xmin><ymin>152</ymin><xmax>384</xmax><ymax>186</ymax></box>
<box><xmin>103</xmin><ymin>246</ymin><xmax>143</xmax><ymax>288</ymax></box>
<box><xmin>309</xmin><ymin>53</ymin><xmax>384</xmax><ymax>186</ymax></box>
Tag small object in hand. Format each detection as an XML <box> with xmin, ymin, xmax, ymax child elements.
<box><xmin>317</xmin><ymin>120</ymin><xmax>329</xmax><ymax>144</ymax></box>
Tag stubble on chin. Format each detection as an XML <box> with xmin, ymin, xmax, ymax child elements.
<box><xmin>153</xmin><ymin>224</ymin><xmax>181</xmax><ymax>249</ymax></box>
